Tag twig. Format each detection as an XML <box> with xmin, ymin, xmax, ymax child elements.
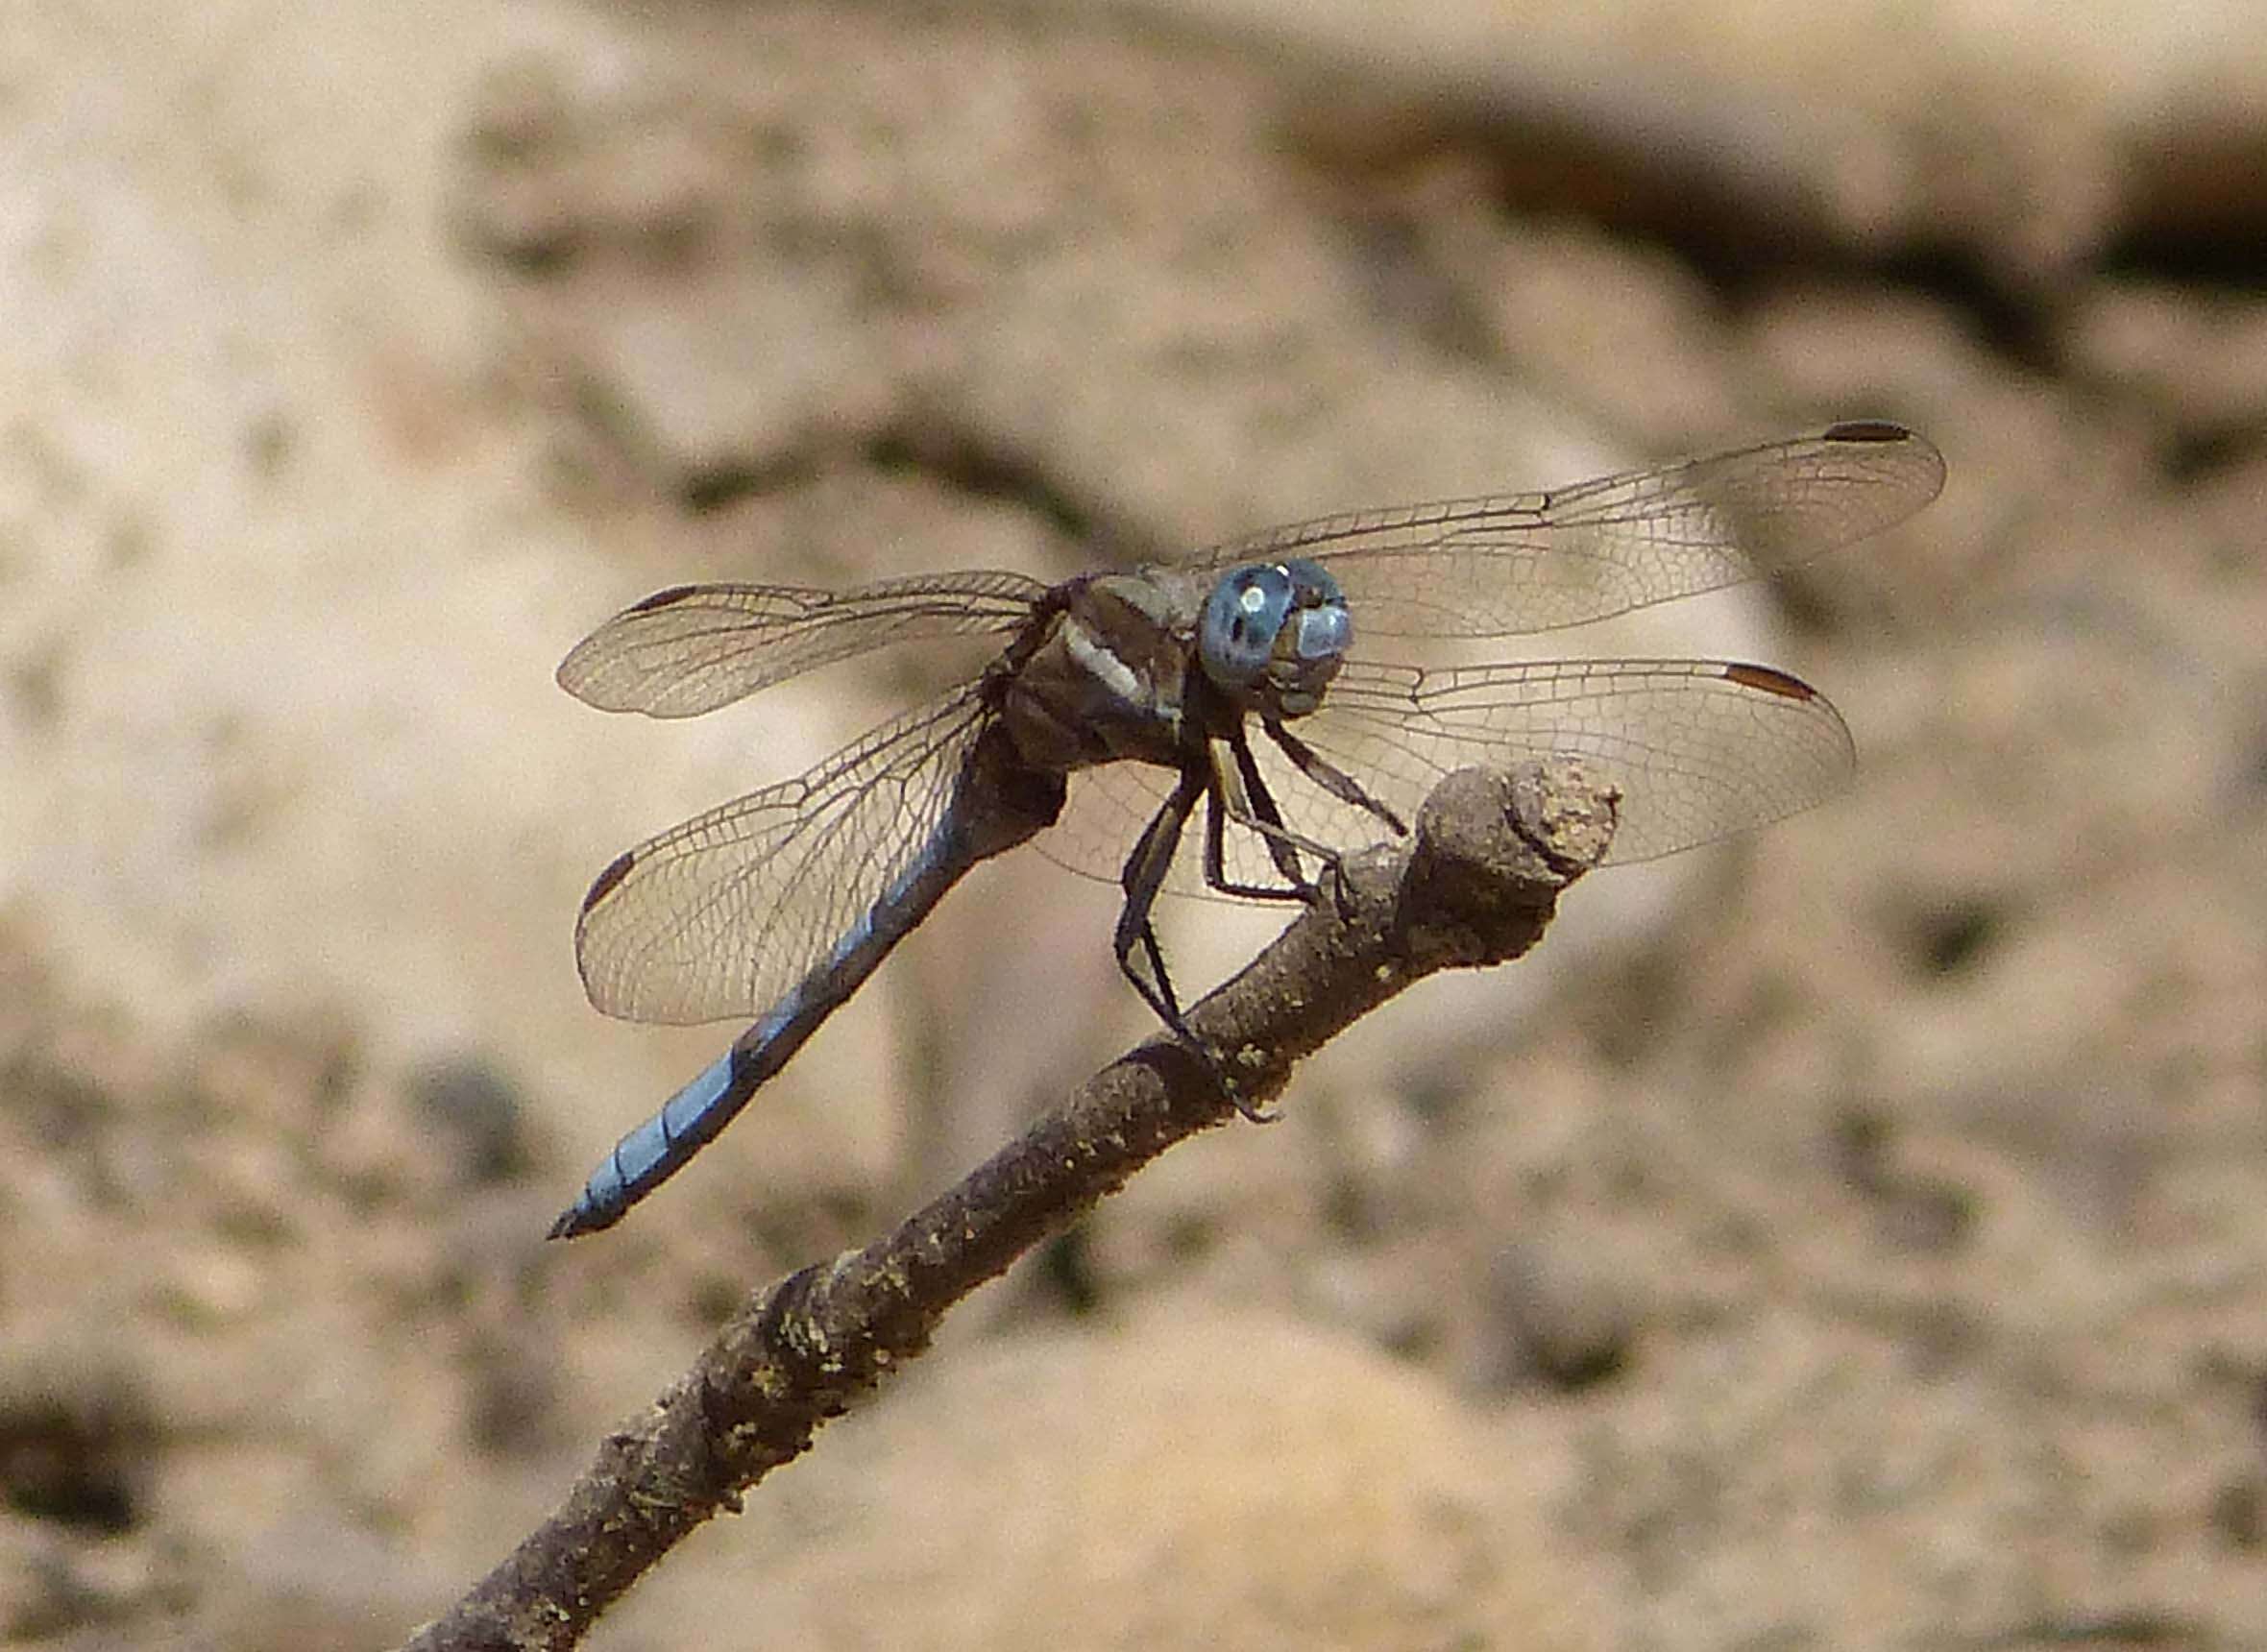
<box><xmin>400</xmin><ymin>758</ymin><xmax>1619</xmax><ymax>1652</ymax></box>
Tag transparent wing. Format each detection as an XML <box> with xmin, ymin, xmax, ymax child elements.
<box><xmin>575</xmin><ymin>685</ymin><xmax>994</xmax><ymax>1024</ymax></box>
<box><xmin>1171</xmin><ymin>422</ymin><xmax>1943</xmax><ymax>640</ymax></box>
<box><xmin>1036</xmin><ymin>657</ymin><xmax>1852</xmax><ymax>894</ymax></box>
<box><xmin>559</xmin><ymin>570</ymin><xmax>1048</xmax><ymax>718</ymax></box>
<box><xmin>1294</xmin><ymin>657</ymin><xmax>1854</xmax><ymax>863</ymax></box>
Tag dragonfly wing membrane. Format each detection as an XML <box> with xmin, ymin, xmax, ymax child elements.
<box><xmin>575</xmin><ymin>686</ymin><xmax>996</xmax><ymax>1024</ymax></box>
<box><xmin>1304</xmin><ymin>657</ymin><xmax>1855</xmax><ymax>863</ymax></box>
<box><xmin>1172</xmin><ymin>425</ymin><xmax>1942</xmax><ymax>641</ymax></box>
<box><xmin>559</xmin><ymin>571</ymin><xmax>1047</xmax><ymax>717</ymax></box>
<box><xmin>1036</xmin><ymin>653</ymin><xmax>1854</xmax><ymax>895</ymax></box>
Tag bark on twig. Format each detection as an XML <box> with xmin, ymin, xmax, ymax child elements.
<box><xmin>401</xmin><ymin>758</ymin><xmax>1619</xmax><ymax>1652</ymax></box>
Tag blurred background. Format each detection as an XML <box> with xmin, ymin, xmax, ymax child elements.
<box><xmin>6</xmin><ymin>1</ymin><xmax>2265</xmax><ymax>1647</ymax></box>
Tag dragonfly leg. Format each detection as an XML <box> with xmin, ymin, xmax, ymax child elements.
<box><xmin>1117</xmin><ymin>764</ymin><xmax>1272</xmax><ymax>1121</ymax></box>
<box><xmin>1227</xmin><ymin>727</ymin><xmax>1318</xmax><ymax>894</ymax></box>
<box><xmin>1262</xmin><ymin>718</ymin><xmax>1407</xmax><ymax>916</ymax></box>
<box><xmin>1114</xmin><ymin>765</ymin><xmax>1204</xmax><ymax>1032</ymax></box>
<box><xmin>1207</xmin><ymin>727</ymin><xmax>1349</xmax><ymax>916</ymax></box>
<box><xmin>1199</xmin><ymin>742</ymin><xmax>1315</xmax><ymax>905</ymax></box>
<box><xmin>1263</xmin><ymin>718</ymin><xmax>1406</xmax><ymax>837</ymax></box>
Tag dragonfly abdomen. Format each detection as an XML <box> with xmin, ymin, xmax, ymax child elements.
<box><xmin>550</xmin><ymin>727</ymin><xmax>1064</xmax><ymax>1237</ymax></box>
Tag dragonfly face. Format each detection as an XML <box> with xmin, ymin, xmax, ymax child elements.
<box><xmin>547</xmin><ymin>422</ymin><xmax>1947</xmax><ymax>1236</ymax></box>
<box><xmin>1198</xmin><ymin>557</ymin><xmax>1353</xmax><ymax>719</ymax></box>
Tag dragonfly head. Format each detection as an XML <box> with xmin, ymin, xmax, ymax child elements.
<box><xmin>1198</xmin><ymin>558</ymin><xmax>1352</xmax><ymax>717</ymax></box>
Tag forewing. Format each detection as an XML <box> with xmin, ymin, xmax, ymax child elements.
<box><xmin>559</xmin><ymin>571</ymin><xmax>1047</xmax><ymax>717</ymax></box>
<box><xmin>575</xmin><ymin>685</ymin><xmax>994</xmax><ymax>1024</ymax></box>
<box><xmin>1173</xmin><ymin>423</ymin><xmax>1943</xmax><ymax>640</ymax></box>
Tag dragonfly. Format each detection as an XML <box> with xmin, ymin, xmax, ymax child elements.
<box><xmin>548</xmin><ymin>420</ymin><xmax>1943</xmax><ymax>1237</ymax></box>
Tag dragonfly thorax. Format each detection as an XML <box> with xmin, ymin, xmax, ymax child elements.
<box><xmin>1198</xmin><ymin>558</ymin><xmax>1352</xmax><ymax>718</ymax></box>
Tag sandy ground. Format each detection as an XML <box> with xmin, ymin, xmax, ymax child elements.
<box><xmin>5</xmin><ymin>1</ymin><xmax>2267</xmax><ymax>1647</ymax></box>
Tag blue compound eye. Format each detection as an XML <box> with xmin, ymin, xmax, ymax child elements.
<box><xmin>1200</xmin><ymin>564</ymin><xmax>1295</xmax><ymax>687</ymax></box>
<box><xmin>1278</xmin><ymin>558</ymin><xmax>1351</xmax><ymax>662</ymax></box>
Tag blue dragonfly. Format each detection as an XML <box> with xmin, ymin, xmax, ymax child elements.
<box><xmin>548</xmin><ymin>421</ymin><xmax>1943</xmax><ymax>1236</ymax></box>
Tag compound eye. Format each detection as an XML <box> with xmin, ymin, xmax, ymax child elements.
<box><xmin>1200</xmin><ymin>564</ymin><xmax>1293</xmax><ymax>687</ymax></box>
<box><xmin>1277</xmin><ymin>558</ymin><xmax>1352</xmax><ymax>662</ymax></box>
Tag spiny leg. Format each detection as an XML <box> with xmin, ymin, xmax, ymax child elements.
<box><xmin>1208</xmin><ymin>725</ymin><xmax>1353</xmax><ymax>910</ymax></box>
<box><xmin>1262</xmin><ymin>717</ymin><xmax>1407</xmax><ymax>914</ymax></box>
<box><xmin>1201</xmin><ymin>734</ymin><xmax>1319</xmax><ymax>905</ymax></box>
<box><xmin>1115</xmin><ymin>766</ymin><xmax>1231</xmax><ymax>1085</ymax></box>
<box><xmin>1113</xmin><ymin>766</ymin><xmax>1202</xmax><ymax>1029</ymax></box>
<box><xmin>1114</xmin><ymin>763</ymin><xmax>1269</xmax><ymax>1120</ymax></box>
<box><xmin>1264</xmin><ymin>718</ymin><xmax>1406</xmax><ymax>837</ymax></box>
